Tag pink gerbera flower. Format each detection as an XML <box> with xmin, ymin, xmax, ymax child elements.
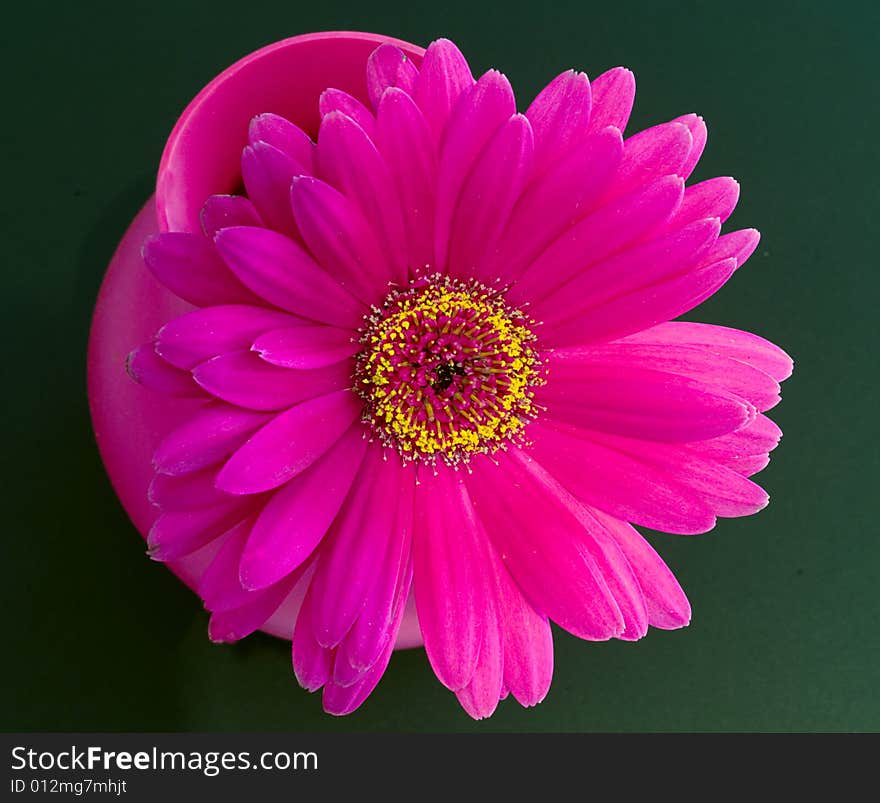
<box><xmin>127</xmin><ymin>38</ymin><xmax>792</xmax><ymax>718</ymax></box>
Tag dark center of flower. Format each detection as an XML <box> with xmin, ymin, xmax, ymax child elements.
<box><xmin>354</xmin><ymin>274</ymin><xmax>543</xmax><ymax>465</ymax></box>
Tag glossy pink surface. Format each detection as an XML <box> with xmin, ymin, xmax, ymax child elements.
<box><xmin>87</xmin><ymin>32</ymin><xmax>425</xmax><ymax>645</ymax></box>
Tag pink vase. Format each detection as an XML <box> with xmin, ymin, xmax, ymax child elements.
<box><xmin>87</xmin><ymin>31</ymin><xmax>426</xmax><ymax>647</ymax></box>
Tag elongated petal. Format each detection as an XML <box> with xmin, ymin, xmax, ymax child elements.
<box><xmin>239</xmin><ymin>424</ymin><xmax>367</xmax><ymax>590</ymax></box>
<box><xmin>413</xmin><ymin>465</ymin><xmax>490</xmax><ymax>690</ymax></box>
<box><xmin>200</xmin><ymin>195</ymin><xmax>264</xmax><ymax>238</ymax></box>
<box><xmin>688</xmin><ymin>413</ymin><xmax>782</xmax><ymax>476</ymax></box>
<box><xmin>366</xmin><ymin>44</ymin><xmax>418</xmax><ymax>109</ymax></box>
<box><xmin>526</xmin><ymin>70</ymin><xmax>591</xmax><ymax>176</ymax></box>
<box><xmin>127</xmin><ymin>344</ymin><xmax>206</xmax><ymax>398</ymax></box>
<box><xmin>455</xmin><ymin>580</ymin><xmax>503</xmax><ymax>719</ymax></box>
<box><xmin>241</xmin><ymin>141</ymin><xmax>307</xmax><ymax>237</ymax></box>
<box><xmin>319</xmin><ymin>88</ymin><xmax>375</xmax><ymax>138</ymax></box>
<box><xmin>413</xmin><ymin>38</ymin><xmax>475</xmax><ymax>141</ymax></box>
<box><xmin>216</xmin><ymin>390</ymin><xmax>361</xmax><ymax>494</ymax></box>
<box><xmin>142</xmin><ymin>232</ymin><xmax>257</xmax><ymax>307</ymax></box>
<box><xmin>148</xmin><ymin>499</ymin><xmax>253</xmax><ymax>561</ymax></box>
<box><xmin>376</xmin><ymin>88</ymin><xmax>438</xmax><ymax>273</ymax></box>
<box><xmin>434</xmin><ymin>70</ymin><xmax>515</xmax><ymax>270</ymax></box>
<box><xmin>198</xmin><ymin>516</ymin><xmax>257</xmax><ymax>612</ymax></box>
<box><xmin>253</xmin><ymin>325</ymin><xmax>358</xmax><ymax>369</ymax></box>
<box><xmin>290</xmin><ymin>176</ymin><xmax>390</xmax><ymax>302</ymax></box>
<box><xmin>292</xmin><ymin>585</ymin><xmax>333</xmax><ymax>691</ymax></box>
<box><xmin>193</xmin><ymin>350</ymin><xmax>349</xmax><ymax>411</ymax></box>
<box><xmin>448</xmin><ymin>113</ymin><xmax>534</xmax><ymax>280</ymax></box>
<box><xmin>214</xmin><ymin>226</ymin><xmax>365</xmax><ymax>328</ymax></box>
<box><xmin>587</xmin><ymin>67</ymin><xmax>635</xmax><ymax>133</ymax></box>
<box><xmin>155</xmin><ymin>304</ymin><xmax>299</xmax><ymax>370</ymax></box>
<box><xmin>673</xmin><ymin>113</ymin><xmax>707</xmax><ymax>179</ymax></box>
<box><xmin>667</xmin><ymin>177</ymin><xmax>739</xmax><ymax>230</ymax></box>
<box><xmin>467</xmin><ymin>450</ymin><xmax>625</xmax><ymax>640</ymax></box>
<box><xmin>317</xmin><ymin>111</ymin><xmax>407</xmax><ymax>284</ymax></box>
<box><xmin>608</xmin><ymin>121</ymin><xmax>692</xmax><ymax>201</ymax></box>
<box><xmin>153</xmin><ymin>403</ymin><xmax>270</xmax><ymax>476</ymax></box>
<box><xmin>208</xmin><ymin>572</ymin><xmax>300</xmax><ymax>643</ymax></box>
<box><xmin>249</xmin><ymin>113</ymin><xmax>315</xmax><ymax>173</ymax></box>
<box><xmin>148</xmin><ymin>465</ymin><xmax>227</xmax><ymax>511</ymax></box>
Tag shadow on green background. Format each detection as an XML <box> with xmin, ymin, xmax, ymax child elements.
<box><xmin>2</xmin><ymin>0</ymin><xmax>877</xmax><ymax>731</ymax></box>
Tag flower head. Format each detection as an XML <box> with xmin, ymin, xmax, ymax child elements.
<box><xmin>128</xmin><ymin>37</ymin><xmax>792</xmax><ymax>718</ymax></box>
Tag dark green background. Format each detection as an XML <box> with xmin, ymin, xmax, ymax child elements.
<box><xmin>3</xmin><ymin>0</ymin><xmax>877</xmax><ymax>732</ymax></box>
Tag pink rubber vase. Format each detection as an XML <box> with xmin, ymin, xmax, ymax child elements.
<box><xmin>87</xmin><ymin>31</ymin><xmax>426</xmax><ymax>646</ymax></box>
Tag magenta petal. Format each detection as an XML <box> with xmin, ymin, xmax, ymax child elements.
<box><xmin>215</xmin><ymin>389</ymin><xmax>361</xmax><ymax>495</ymax></box>
<box><xmin>142</xmin><ymin>232</ymin><xmax>257</xmax><ymax>307</ymax></box>
<box><xmin>308</xmin><ymin>447</ymin><xmax>400</xmax><ymax>648</ymax></box>
<box><xmin>673</xmin><ymin>113</ymin><xmax>707</xmax><ymax>180</ymax></box>
<box><xmin>148</xmin><ymin>465</ymin><xmax>227</xmax><ymax>511</ymax></box>
<box><xmin>148</xmin><ymin>499</ymin><xmax>253</xmax><ymax>561</ymax></box>
<box><xmin>526</xmin><ymin>70</ymin><xmax>592</xmax><ymax>177</ymax></box>
<box><xmin>253</xmin><ymin>325</ymin><xmax>357</xmax><ymax>369</ymax></box>
<box><xmin>608</xmin><ymin>121</ymin><xmax>693</xmax><ymax>201</ymax></box>
<box><xmin>319</xmin><ymin>88</ymin><xmax>376</xmax><ymax>139</ymax></box>
<box><xmin>487</xmin><ymin>127</ymin><xmax>623</xmax><ymax>288</ymax></box>
<box><xmin>413</xmin><ymin>38</ymin><xmax>475</xmax><ymax>141</ymax></box>
<box><xmin>126</xmin><ymin>344</ymin><xmax>206</xmax><ymax>398</ymax></box>
<box><xmin>434</xmin><ymin>70</ymin><xmax>516</xmax><ymax>271</ymax></box>
<box><xmin>316</xmin><ymin>111</ymin><xmax>408</xmax><ymax>284</ymax></box>
<box><xmin>668</xmin><ymin>176</ymin><xmax>740</xmax><ymax>229</ymax></box>
<box><xmin>376</xmin><ymin>88</ymin><xmax>438</xmax><ymax>274</ymax></box>
<box><xmin>193</xmin><ymin>350</ymin><xmax>349</xmax><ymax>411</ymax></box>
<box><xmin>198</xmin><ymin>517</ymin><xmax>257</xmax><ymax>612</ymax></box>
<box><xmin>526</xmin><ymin>420</ymin><xmax>716</xmax><ymax>534</ymax></box>
<box><xmin>366</xmin><ymin>43</ymin><xmax>418</xmax><ymax>109</ymax></box>
<box><xmin>539</xmin><ymin>358</ymin><xmax>755</xmax><ymax>441</ymax></box>
<box><xmin>292</xmin><ymin>586</ymin><xmax>333</xmax><ymax>691</ymax></box>
<box><xmin>290</xmin><ymin>175</ymin><xmax>390</xmax><ymax>303</ymax></box>
<box><xmin>214</xmin><ymin>226</ymin><xmax>365</xmax><ymax>328</ymax></box>
<box><xmin>455</xmin><ymin>587</ymin><xmax>503</xmax><ymax>720</ymax></box>
<box><xmin>448</xmin><ymin>113</ymin><xmax>534</xmax><ymax>280</ymax></box>
<box><xmin>467</xmin><ymin>450</ymin><xmax>625</xmax><ymax>641</ymax></box>
<box><xmin>153</xmin><ymin>403</ymin><xmax>271</xmax><ymax>476</ymax></box>
<box><xmin>208</xmin><ymin>572</ymin><xmax>299</xmax><ymax>643</ymax></box>
<box><xmin>587</xmin><ymin>67</ymin><xmax>635</xmax><ymax>134</ymax></box>
<box><xmin>200</xmin><ymin>195</ymin><xmax>264</xmax><ymax>238</ymax></box>
<box><xmin>713</xmin><ymin>227</ymin><xmax>761</xmax><ymax>268</ymax></box>
<box><xmin>510</xmin><ymin>173</ymin><xmax>684</xmax><ymax>307</ymax></box>
<box><xmin>241</xmin><ymin>141</ymin><xmax>307</xmax><ymax>237</ymax></box>
<box><xmin>248</xmin><ymin>113</ymin><xmax>315</xmax><ymax>174</ymax></box>
<box><xmin>413</xmin><ymin>465</ymin><xmax>490</xmax><ymax>690</ymax></box>
<box><xmin>688</xmin><ymin>413</ymin><xmax>782</xmax><ymax>476</ymax></box>
<box><xmin>239</xmin><ymin>424</ymin><xmax>367</xmax><ymax>591</ymax></box>
<box><xmin>155</xmin><ymin>304</ymin><xmax>298</xmax><ymax>370</ymax></box>
<box><xmin>592</xmin><ymin>508</ymin><xmax>691</xmax><ymax>630</ymax></box>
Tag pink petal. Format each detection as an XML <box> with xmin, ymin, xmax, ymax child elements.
<box><xmin>667</xmin><ymin>177</ymin><xmax>740</xmax><ymax>230</ymax></box>
<box><xmin>292</xmin><ymin>585</ymin><xmax>333</xmax><ymax>691</ymax></box>
<box><xmin>290</xmin><ymin>175</ymin><xmax>390</xmax><ymax>304</ymax></box>
<box><xmin>142</xmin><ymin>232</ymin><xmax>257</xmax><ymax>307</ymax></box>
<box><xmin>455</xmin><ymin>584</ymin><xmax>503</xmax><ymax>720</ymax></box>
<box><xmin>586</xmin><ymin>67</ymin><xmax>635</xmax><ymax>134</ymax></box>
<box><xmin>434</xmin><ymin>70</ymin><xmax>516</xmax><ymax>271</ymax></box>
<box><xmin>200</xmin><ymin>195</ymin><xmax>264</xmax><ymax>238</ymax></box>
<box><xmin>308</xmin><ymin>447</ymin><xmax>400</xmax><ymax>648</ymax></box>
<box><xmin>687</xmin><ymin>413</ymin><xmax>782</xmax><ymax>474</ymax></box>
<box><xmin>509</xmin><ymin>173</ymin><xmax>684</xmax><ymax>306</ymax></box>
<box><xmin>248</xmin><ymin>113</ymin><xmax>315</xmax><ymax>174</ymax></box>
<box><xmin>539</xmin><ymin>359</ymin><xmax>754</xmax><ymax>441</ymax></box>
<box><xmin>448</xmin><ymin>113</ymin><xmax>534</xmax><ymax>280</ymax></box>
<box><xmin>487</xmin><ymin>127</ymin><xmax>623</xmax><ymax>288</ymax></box>
<box><xmin>467</xmin><ymin>450</ymin><xmax>625</xmax><ymax>640</ymax></box>
<box><xmin>607</xmin><ymin>121</ymin><xmax>693</xmax><ymax>201</ymax></box>
<box><xmin>526</xmin><ymin>420</ymin><xmax>716</xmax><ymax>534</ymax></box>
<box><xmin>413</xmin><ymin>465</ymin><xmax>490</xmax><ymax>690</ymax></box>
<box><xmin>316</xmin><ymin>111</ymin><xmax>408</xmax><ymax>284</ymax></box>
<box><xmin>198</xmin><ymin>517</ymin><xmax>258</xmax><ymax>612</ymax></box>
<box><xmin>526</xmin><ymin>70</ymin><xmax>591</xmax><ymax>177</ymax></box>
<box><xmin>535</xmin><ymin>217</ymin><xmax>720</xmax><ymax>330</ymax></box>
<box><xmin>413</xmin><ymin>38</ymin><xmax>475</xmax><ymax>141</ymax></box>
<box><xmin>193</xmin><ymin>350</ymin><xmax>349</xmax><ymax>411</ymax></box>
<box><xmin>214</xmin><ymin>226</ymin><xmax>366</xmax><ymax>328</ymax></box>
<box><xmin>713</xmin><ymin>227</ymin><xmax>762</xmax><ymax>268</ymax></box>
<box><xmin>208</xmin><ymin>572</ymin><xmax>299</xmax><ymax>643</ymax></box>
<box><xmin>253</xmin><ymin>325</ymin><xmax>358</xmax><ymax>370</ymax></box>
<box><xmin>126</xmin><ymin>344</ymin><xmax>207</xmax><ymax>398</ymax></box>
<box><xmin>241</xmin><ymin>141</ymin><xmax>307</xmax><ymax>237</ymax></box>
<box><xmin>239</xmin><ymin>424</ymin><xmax>368</xmax><ymax>591</ymax></box>
<box><xmin>592</xmin><ymin>508</ymin><xmax>691</xmax><ymax>630</ymax></box>
<box><xmin>319</xmin><ymin>88</ymin><xmax>376</xmax><ymax>139</ymax></box>
<box><xmin>148</xmin><ymin>465</ymin><xmax>227</xmax><ymax>511</ymax></box>
<box><xmin>366</xmin><ymin>43</ymin><xmax>418</xmax><ymax>109</ymax></box>
<box><xmin>155</xmin><ymin>304</ymin><xmax>299</xmax><ymax>370</ymax></box>
<box><xmin>215</xmin><ymin>389</ymin><xmax>361</xmax><ymax>495</ymax></box>
<box><xmin>153</xmin><ymin>403</ymin><xmax>271</xmax><ymax>476</ymax></box>
<box><xmin>147</xmin><ymin>499</ymin><xmax>253</xmax><ymax>561</ymax></box>
<box><xmin>375</xmin><ymin>88</ymin><xmax>438</xmax><ymax>274</ymax></box>
<box><xmin>673</xmin><ymin>114</ymin><xmax>707</xmax><ymax>180</ymax></box>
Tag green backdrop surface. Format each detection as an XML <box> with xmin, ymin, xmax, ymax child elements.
<box><xmin>2</xmin><ymin>0</ymin><xmax>877</xmax><ymax>731</ymax></box>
